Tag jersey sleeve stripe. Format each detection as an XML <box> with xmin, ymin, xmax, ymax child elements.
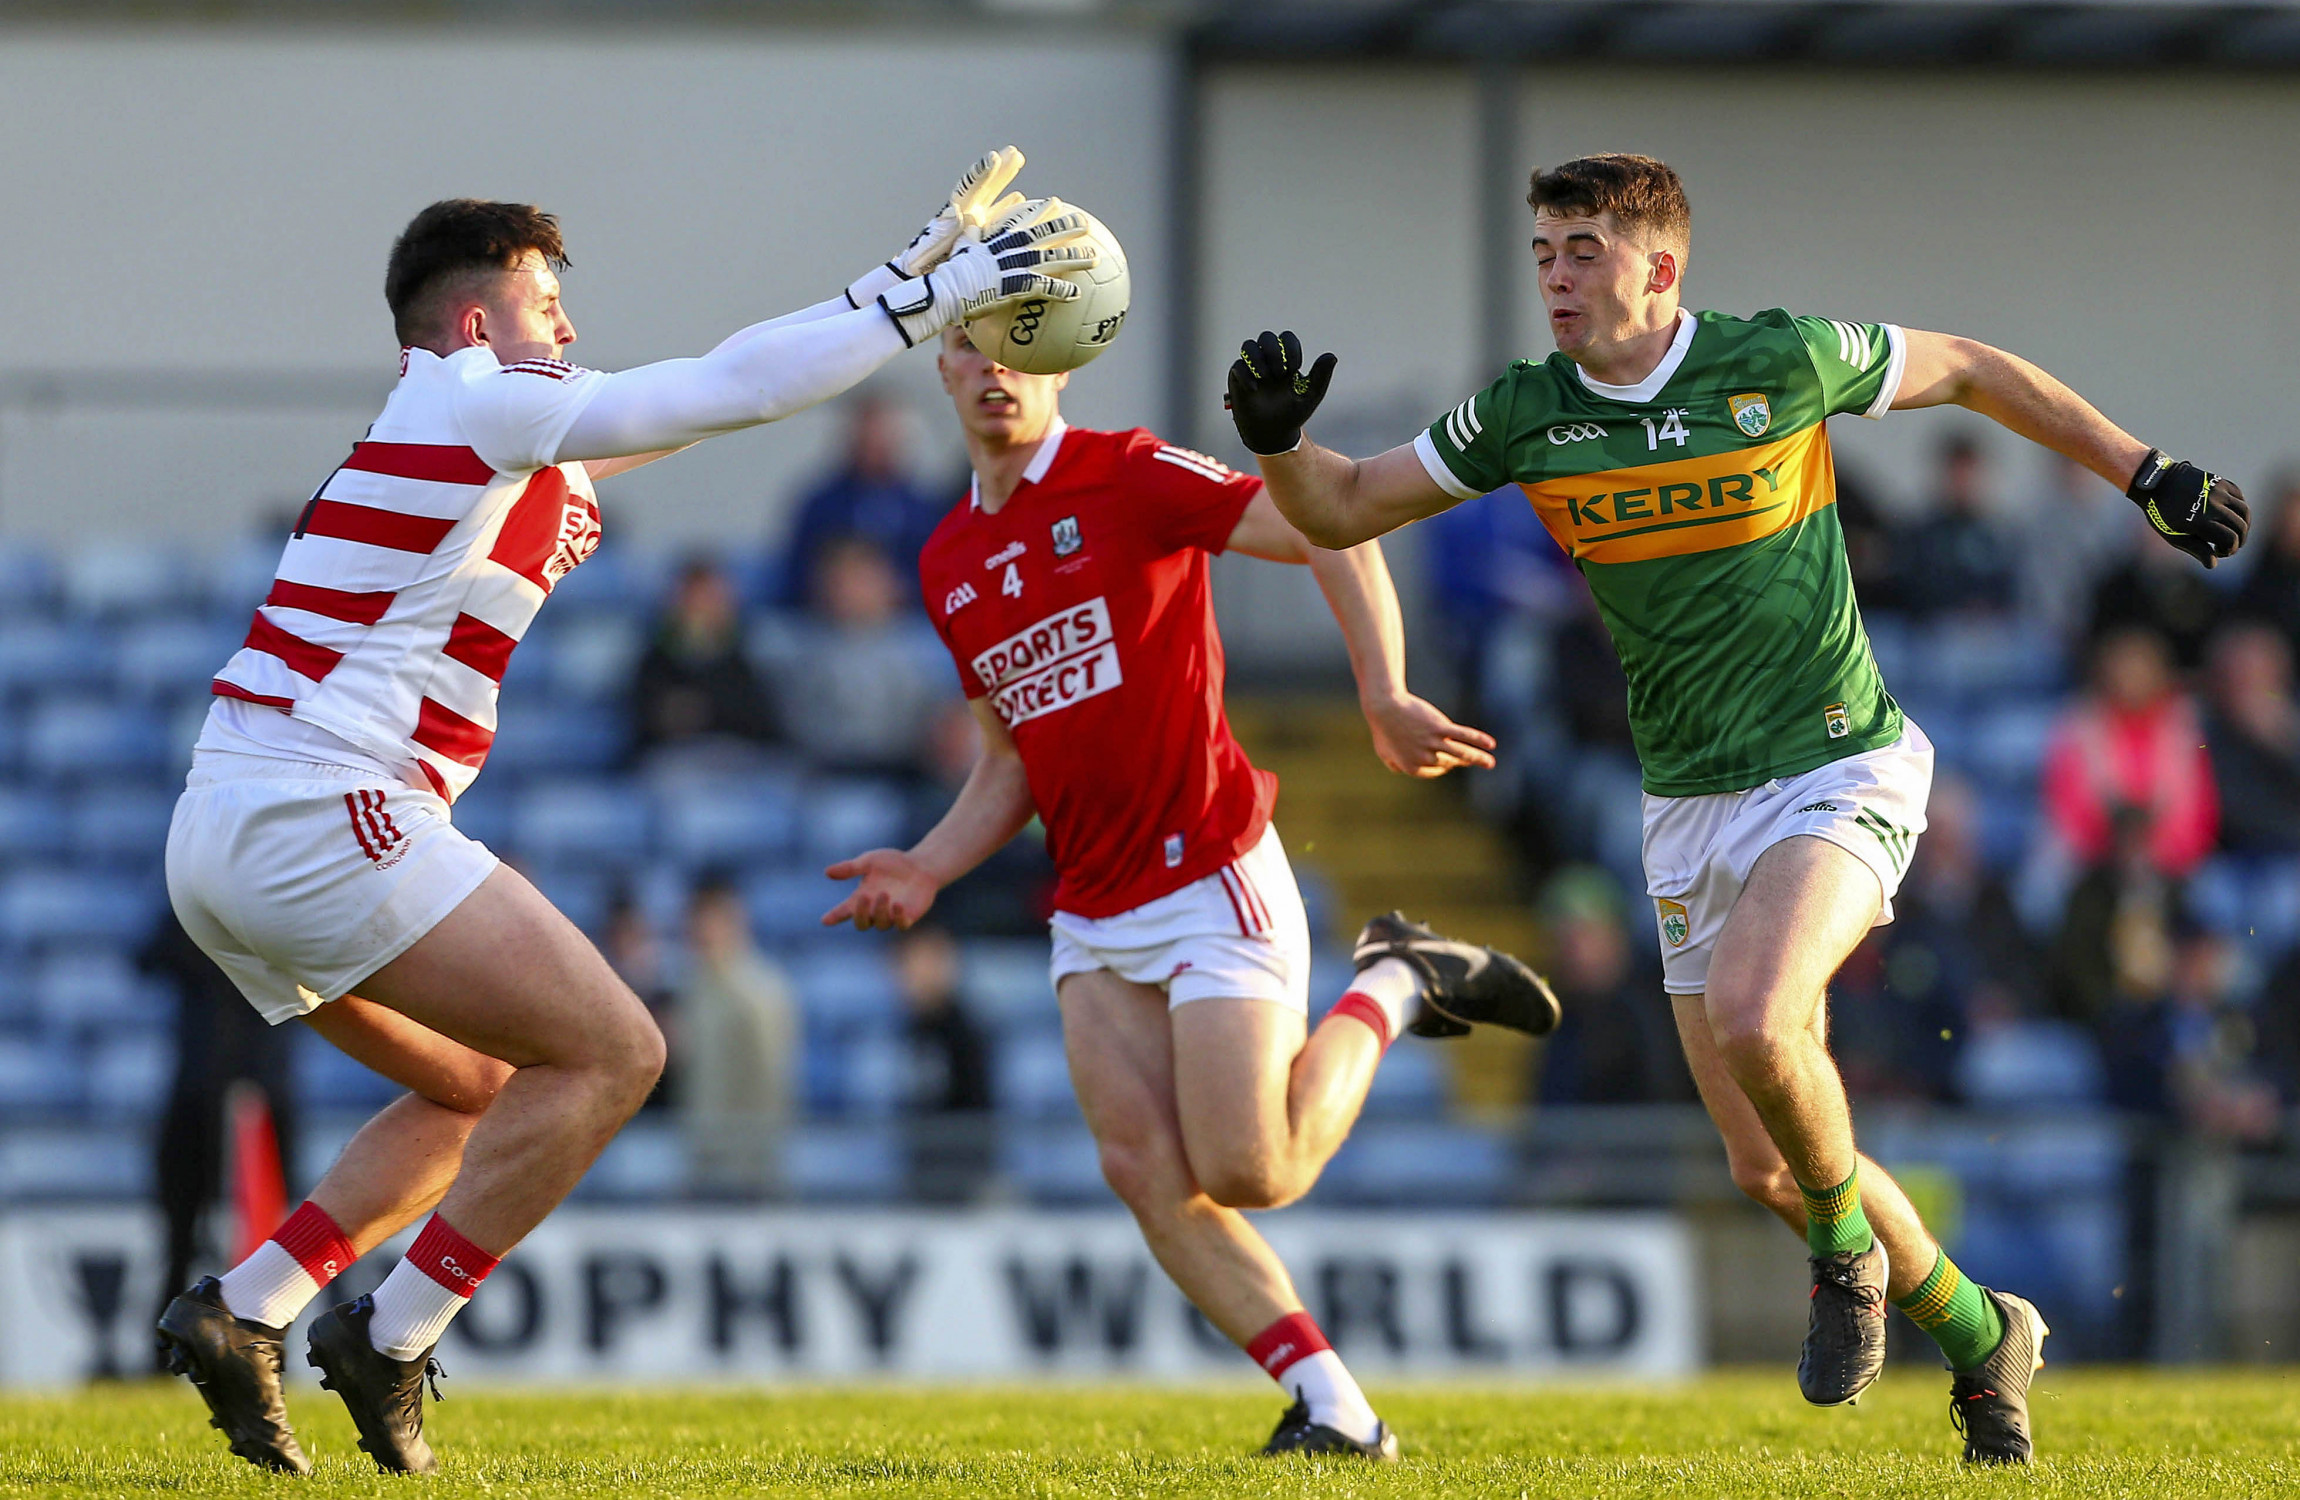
<box><xmin>264</xmin><ymin>579</ymin><xmax>397</xmax><ymax>626</ymax></box>
<box><xmin>410</xmin><ymin>695</ymin><xmax>495</xmax><ymax>768</ymax></box>
<box><xmin>241</xmin><ymin>613</ymin><xmax>345</xmax><ymax>684</ymax></box>
<box><xmin>211</xmin><ymin>680</ymin><xmax>295</xmax><ymax>711</ymax></box>
<box><xmin>1863</xmin><ymin>324</ymin><xmax>1908</xmax><ymax>419</ymax></box>
<box><xmin>440</xmin><ymin>612</ymin><xmax>520</xmax><ymax>683</ymax></box>
<box><xmin>300</xmin><ymin>500</ymin><xmax>459</xmax><ymax>554</ymax></box>
<box><xmin>1151</xmin><ymin>449</ymin><xmax>1231</xmax><ymax>484</ymax></box>
<box><xmin>342</xmin><ymin>442</ymin><xmax>495</xmax><ymax>485</ymax></box>
<box><xmin>1413</xmin><ymin>429</ymin><xmax>1482</xmax><ymax>502</ymax></box>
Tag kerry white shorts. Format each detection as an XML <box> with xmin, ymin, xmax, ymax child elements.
<box><xmin>1641</xmin><ymin>721</ymin><xmax>1934</xmax><ymax>995</ymax></box>
<box><xmin>165</xmin><ymin>752</ymin><xmax>499</xmax><ymax>1024</ymax></box>
<box><xmin>1048</xmin><ymin>824</ymin><xmax>1312</xmax><ymax>1013</ymax></box>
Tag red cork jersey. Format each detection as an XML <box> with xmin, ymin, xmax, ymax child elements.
<box><xmin>919</xmin><ymin>423</ymin><xmax>1273</xmax><ymax>918</ymax></box>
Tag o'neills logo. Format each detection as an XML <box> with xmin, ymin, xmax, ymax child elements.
<box><xmin>971</xmin><ymin>597</ymin><xmax>1123</xmax><ymax>727</ymax></box>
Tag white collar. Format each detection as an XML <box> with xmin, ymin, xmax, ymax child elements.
<box><xmin>969</xmin><ymin>417</ymin><xmax>1069</xmax><ymax>510</ymax></box>
<box><xmin>1574</xmin><ymin>312</ymin><xmax>1696</xmax><ymax>405</ymax></box>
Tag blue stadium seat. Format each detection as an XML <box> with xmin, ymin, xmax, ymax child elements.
<box><xmin>992</xmin><ymin>1029</ymin><xmax>1077</xmax><ymax>1119</ymax></box>
<box><xmin>293</xmin><ymin>1028</ymin><xmax>399</xmax><ymax>1111</ymax></box>
<box><xmin>1927</xmin><ymin>620</ymin><xmax>2065</xmax><ymax>703</ymax></box>
<box><xmin>509</xmin><ymin>777</ymin><xmax>651</xmax><ymax>866</ymax></box>
<box><xmin>113</xmin><ymin>615</ymin><xmax>240</xmax><ymax>700</ymax></box>
<box><xmin>838</xmin><ymin>1029</ymin><xmax>909</xmax><ymax>1117</ymax></box>
<box><xmin>957</xmin><ymin>939</ymin><xmax>1054</xmax><ymax>1028</ymax></box>
<box><xmin>25</xmin><ymin>697</ymin><xmax>170</xmax><ymax>780</ymax></box>
<box><xmin>60</xmin><ymin>545</ymin><xmax>185</xmax><ymax>618</ymax></box>
<box><xmin>0</xmin><ymin>542</ymin><xmax>56</xmax><ymax>616</ymax></box>
<box><xmin>999</xmin><ymin>1124</ymin><xmax>1105</xmax><ymax>1202</ymax></box>
<box><xmin>746</xmin><ymin>871</ymin><xmax>842</xmax><ymax>942</ymax></box>
<box><xmin>1315</xmin><ymin>1123</ymin><xmax>1512</xmax><ymax>1205</ymax></box>
<box><xmin>1964</xmin><ymin>702</ymin><xmax>2060</xmax><ymax>792</ymax></box>
<box><xmin>32</xmin><ymin>946</ymin><xmax>168</xmax><ymax>1029</ymax></box>
<box><xmin>70</xmin><ymin>785</ymin><xmax>177</xmax><ymax>868</ymax></box>
<box><xmin>1359</xmin><ymin>1042</ymin><xmax>1445</xmax><ymax>1118</ymax></box>
<box><xmin>85</xmin><ymin>1032</ymin><xmax>173</xmax><ymax>1116</ymax></box>
<box><xmin>0</xmin><ymin>1036</ymin><xmax>85</xmax><ymax>1112</ymax></box>
<box><xmin>1952</xmin><ymin>1020</ymin><xmax>2105</xmax><ymax>1108</ymax></box>
<box><xmin>0</xmin><ymin>787</ymin><xmax>67</xmax><ymax>864</ymax></box>
<box><xmin>541</xmin><ymin>613</ymin><xmax>642</xmax><ymax>703</ymax></box>
<box><xmin>0</xmin><ymin>620</ymin><xmax>109</xmax><ymax>695</ymax></box>
<box><xmin>0</xmin><ymin>968</ymin><xmax>33</xmax><ymax>1027</ymax></box>
<box><xmin>485</xmin><ymin>702</ymin><xmax>627</xmax><ymax>775</ymax></box>
<box><xmin>443</xmin><ymin>782</ymin><xmax>515</xmax><ymax>852</ymax></box>
<box><xmin>525</xmin><ymin>864</ymin><xmax>613</xmax><ymax>935</ymax></box>
<box><xmin>572</xmin><ymin>1121</ymin><xmax>688</xmax><ymax>1199</ymax></box>
<box><xmin>0</xmin><ymin>868</ymin><xmax>158</xmax><ymax>947</ymax></box>
<box><xmin>546</xmin><ymin>545</ymin><xmax>664</xmax><ymax>615</ymax></box>
<box><xmin>798</xmin><ymin>779</ymin><xmax>910</xmax><ymax>863</ymax></box>
<box><xmin>787</xmin><ymin>948</ymin><xmax>899</xmax><ymax>1031</ymax></box>
<box><xmin>785</xmin><ymin>1123</ymin><xmax>903</xmax><ymax>1200</ymax></box>
<box><xmin>657</xmin><ymin>775</ymin><xmax>800</xmax><ymax>868</ymax></box>
<box><xmin>199</xmin><ymin>538</ymin><xmax>286</xmax><ymax>617</ymax></box>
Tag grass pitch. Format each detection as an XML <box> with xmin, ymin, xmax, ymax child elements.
<box><xmin>3</xmin><ymin>1370</ymin><xmax>2296</xmax><ymax>1497</ymax></box>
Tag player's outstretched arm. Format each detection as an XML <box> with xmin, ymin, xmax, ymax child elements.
<box><xmin>1225</xmin><ymin>489</ymin><xmax>1496</xmax><ymax>779</ymax></box>
<box><xmin>1894</xmin><ymin>329</ymin><xmax>2250</xmax><ymax>567</ymax></box>
<box><xmin>1227</xmin><ymin>331</ymin><xmax>1461</xmax><ymax>548</ymax></box>
<box><xmin>555</xmin><ymin>201</ymin><xmax>1096</xmax><ymax>465</ymax></box>
<box><xmin>822</xmin><ymin>698</ymin><xmax>1036</xmax><ymax>932</ymax></box>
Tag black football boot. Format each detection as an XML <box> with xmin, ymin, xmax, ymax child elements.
<box><xmin>306</xmin><ymin>1294</ymin><xmax>444</xmax><ymax>1474</ymax></box>
<box><xmin>1259</xmin><ymin>1399</ymin><xmax>1401</xmax><ymax>1460</ymax></box>
<box><xmin>155</xmin><ymin>1276</ymin><xmax>312</xmax><ymax>1475</ymax></box>
<box><xmin>1798</xmin><ymin>1239</ymin><xmax>1890</xmax><ymax>1406</ymax></box>
<box><xmin>1353</xmin><ymin>911</ymin><xmax>1561</xmax><ymax>1038</ymax></box>
<box><xmin>1950</xmin><ymin>1290</ymin><xmax>2050</xmax><ymax>1465</ymax></box>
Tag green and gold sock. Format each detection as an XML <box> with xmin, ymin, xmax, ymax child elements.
<box><xmin>1893</xmin><ymin>1251</ymin><xmax>2006</xmax><ymax>1371</ymax></box>
<box><xmin>1799</xmin><ymin>1169</ymin><xmax>1874</xmax><ymax>1258</ymax></box>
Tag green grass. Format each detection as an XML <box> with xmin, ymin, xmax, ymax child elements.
<box><xmin>3</xmin><ymin>1371</ymin><xmax>2297</xmax><ymax>1497</ymax></box>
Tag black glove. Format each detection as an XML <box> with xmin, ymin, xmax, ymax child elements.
<box><xmin>1224</xmin><ymin>330</ymin><xmax>1337</xmax><ymax>456</ymax></box>
<box><xmin>2127</xmin><ymin>449</ymin><xmax>2249</xmax><ymax>567</ymax></box>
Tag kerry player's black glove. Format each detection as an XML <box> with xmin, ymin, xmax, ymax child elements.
<box><xmin>1225</xmin><ymin>330</ymin><xmax>1337</xmax><ymax>455</ymax></box>
<box><xmin>2127</xmin><ymin>449</ymin><xmax>2249</xmax><ymax>567</ymax></box>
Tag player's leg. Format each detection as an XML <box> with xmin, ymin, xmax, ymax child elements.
<box><xmin>299</xmin><ymin>864</ymin><xmax>662</xmax><ymax>1473</ymax></box>
<box><xmin>1167</xmin><ymin>995</ymin><xmax>1375</xmax><ymax>1211</ymax></box>
<box><xmin>1059</xmin><ymin>970</ymin><xmax>1394</xmax><ymax>1458</ymax></box>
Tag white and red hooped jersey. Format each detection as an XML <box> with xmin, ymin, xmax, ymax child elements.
<box><xmin>207</xmin><ymin>345</ymin><xmax>606</xmax><ymax>801</ymax></box>
<box><xmin>918</xmin><ymin>421</ymin><xmax>1273</xmax><ymax>919</ymax></box>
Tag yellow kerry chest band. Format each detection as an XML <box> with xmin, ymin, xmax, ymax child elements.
<box><xmin>1521</xmin><ymin>424</ymin><xmax>1838</xmax><ymax>565</ymax></box>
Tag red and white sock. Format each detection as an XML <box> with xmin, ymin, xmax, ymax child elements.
<box><xmin>365</xmin><ymin>1214</ymin><xmax>500</xmax><ymax>1361</ymax></box>
<box><xmin>1245</xmin><ymin>1310</ymin><xmax>1382</xmax><ymax>1444</ymax></box>
<box><xmin>216</xmin><ymin>1201</ymin><xmax>357</xmax><ymax>1329</ymax></box>
<box><xmin>1326</xmin><ymin>957</ymin><xmax>1422</xmax><ymax>1052</ymax></box>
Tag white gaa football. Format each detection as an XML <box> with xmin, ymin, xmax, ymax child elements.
<box><xmin>962</xmin><ymin>208</ymin><xmax>1130</xmax><ymax>376</ymax></box>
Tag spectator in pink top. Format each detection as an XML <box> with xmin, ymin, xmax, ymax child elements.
<box><xmin>2043</xmin><ymin>626</ymin><xmax>2220</xmax><ymax>878</ymax></box>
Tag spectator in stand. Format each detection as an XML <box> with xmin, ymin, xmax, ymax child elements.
<box><xmin>628</xmin><ymin>558</ymin><xmax>782</xmax><ymax>768</ymax></box>
<box><xmin>2248</xmin><ymin>937</ymin><xmax>2300</xmax><ymax>1119</ymax></box>
<box><xmin>2161</xmin><ymin>933</ymin><xmax>2280</xmax><ymax>1144</ymax></box>
<box><xmin>2204</xmin><ymin>623</ymin><xmax>2300</xmax><ymax>855</ymax></box>
<box><xmin>774</xmin><ymin>392</ymin><xmax>951</xmax><ymax>607</ymax></box>
<box><xmin>143</xmin><ymin>910</ymin><xmax>301</xmax><ymax>1357</ymax></box>
<box><xmin>1550</xmin><ymin>582</ymin><xmax>1646</xmax><ymax>895</ymax></box>
<box><xmin>2234</xmin><ymin>472</ymin><xmax>2300</xmax><ymax>654</ymax></box>
<box><xmin>2043</xmin><ymin>627</ymin><xmax>2219</xmax><ymax>882</ymax></box>
<box><xmin>1889</xmin><ymin>434</ymin><xmax>2019</xmax><ymax>620</ymax></box>
<box><xmin>2049</xmin><ymin>805</ymin><xmax>2184</xmax><ymax>1033</ymax></box>
<box><xmin>903</xmin><ymin>700</ymin><xmax>1057</xmax><ymax>935</ymax></box>
<box><xmin>1423</xmin><ymin>486</ymin><xmax>1577</xmax><ymax>704</ymax></box>
<box><xmin>1531</xmin><ymin>866</ymin><xmax>1692</xmax><ymax>1105</ymax></box>
<box><xmin>894</xmin><ymin>925</ymin><xmax>994</xmax><ymax>1201</ymax></box>
<box><xmin>2088</xmin><ymin>520</ymin><xmax>2225</xmax><ymax>671</ymax></box>
<box><xmin>766</xmin><ymin>534</ymin><xmax>952</xmax><ymax>774</ymax></box>
<box><xmin>1833</xmin><ymin>460</ymin><xmax>1900</xmax><ymax>610</ymax></box>
<box><xmin>674</xmin><ymin>874</ymin><xmax>798</xmax><ymax>1198</ymax></box>
<box><xmin>2018</xmin><ymin>453</ymin><xmax>2135</xmax><ymax>647</ymax></box>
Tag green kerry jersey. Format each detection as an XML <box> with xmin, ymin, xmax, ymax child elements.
<box><xmin>1418</xmin><ymin>308</ymin><xmax>1907</xmax><ymax>797</ymax></box>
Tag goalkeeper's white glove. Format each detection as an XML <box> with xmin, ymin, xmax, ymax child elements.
<box><xmin>877</xmin><ymin>198</ymin><xmax>1097</xmax><ymax>348</ymax></box>
<box><xmin>845</xmin><ymin>146</ymin><xmax>1027</xmax><ymax>309</ymax></box>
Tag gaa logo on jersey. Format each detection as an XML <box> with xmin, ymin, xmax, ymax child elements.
<box><xmin>1823</xmin><ymin>701</ymin><xmax>1851</xmax><ymax>739</ymax></box>
<box><xmin>1656</xmin><ymin>898</ymin><xmax>1690</xmax><ymax>948</ymax></box>
<box><xmin>1051</xmin><ymin>515</ymin><xmax>1082</xmax><ymax>557</ymax></box>
<box><xmin>1728</xmin><ymin>392</ymin><xmax>1772</xmax><ymax>438</ymax></box>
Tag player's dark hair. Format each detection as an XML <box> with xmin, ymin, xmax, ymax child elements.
<box><xmin>385</xmin><ymin>199</ymin><xmax>569</xmax><ymax>347</ymax></box>
<box><xmin>1527</xmin><ymin>155</ymin><xmax>1690</xmax><ymax>254</ymax></box>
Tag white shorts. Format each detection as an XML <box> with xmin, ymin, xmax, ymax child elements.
<box><xmin>165</xmin><ymin>752</ymin><xmax>500</xmax><ymax>1025</ymax></box>
<box><xmin>1641</xmin><ymin>721</ymin><xmax>1934</xmax><ymax>996</ymax></box>
<box><xmin>1048</xmin><ymin>823</ymin><xmax>1312</xmax><ymax>1013</ymax></box>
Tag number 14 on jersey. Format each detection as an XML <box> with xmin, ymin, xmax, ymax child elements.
<box><xmin>1641</xmin><ymin>408</ymin><xmax>1691</xmax><ymax>450</ymax></box>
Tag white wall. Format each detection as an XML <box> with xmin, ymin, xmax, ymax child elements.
<box><xmin>0</xmin><ymin>25</ymin><xmax>1171</xmax><ymax>545</ymax></box>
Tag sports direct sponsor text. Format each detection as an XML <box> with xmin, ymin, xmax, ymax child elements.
<box><xmin>971</xmin><ymin>598</ymin><xmax>1124</xmax><ymax>725</ymax></box>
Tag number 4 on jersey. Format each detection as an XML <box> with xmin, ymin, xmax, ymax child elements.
<box><xmin>1001</xmin><ymin>561</ymin><xmax>1024</xmax><ymax>599</ymax></box>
